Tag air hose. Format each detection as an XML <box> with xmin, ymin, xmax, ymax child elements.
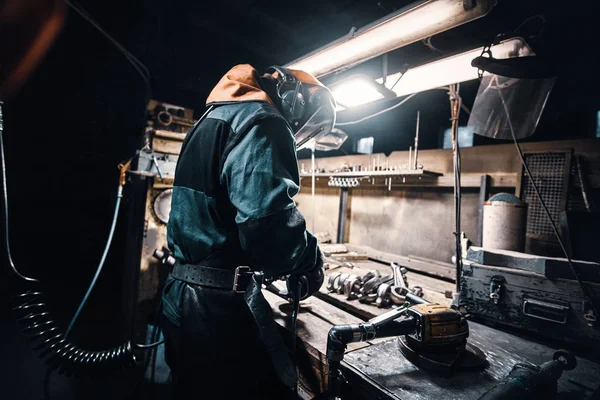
<box><xmin>1</xmin><ymin>102</ymin><xmax>142</xmax><ymax>375</ymax></box>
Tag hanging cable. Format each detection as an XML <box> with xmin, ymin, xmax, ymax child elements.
<box><xmin>389</xmin><ymin>70</ymin><xmax>406</xmax><ymax>91</ymax></box>
<box><xmin>64</xmin><ymin>184</ymin><xmax>124</xmax><ymax>339</ymax></box>
<box><xmin>64</xmin><ymin>0</ymin><xmax>149</xmax><ymax>83</ymax></box>
<box><xmin>0</xmin><ymin>102</ymin><xmax>38</xmax><ymax>282</ymax></box>
<box><xmin>514</xmin><ymin>14</ymin><xmax>546</xmax><ymax>38</ymax></box>
<box><xmin>335</xmin><ymin>93</ymin><xmax>418</xmax><ymax>126</ymax></box>
<box><xmin>64</xmin><ymin>0</ymin><xmax>152</xmax><ymax>126</ymax></box>
<box><xmin>496</xmin><ymin>86</ymin><xmax>599</xmax><ymax>321</ymax></box>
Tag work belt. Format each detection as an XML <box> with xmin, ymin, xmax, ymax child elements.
<box><xmin>171</xmin><ymin>263</ymin><xmax>253</xmax><ymax>293</ymax></box>
<box><xmin>170</xmin><ymin>261</ymin><xmax>297</xmax><ymax>390</ymax></box>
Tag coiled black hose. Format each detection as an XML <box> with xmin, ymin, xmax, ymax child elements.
<box><xmin>12</xmin><ymin>289</ymin><xmax>137</xmax><ymax>376</ymax></box>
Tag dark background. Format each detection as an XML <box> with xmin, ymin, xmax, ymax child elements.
<box><xmin>1</xmin><ymin>0</ymin><xmax>599</xmax><ymax>398</ymax></box>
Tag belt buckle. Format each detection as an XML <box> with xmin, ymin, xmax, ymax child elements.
<box><xmin>233</xmin><ymin>266</ymin><xmax>252</xmax><ymax>293</ymax></box>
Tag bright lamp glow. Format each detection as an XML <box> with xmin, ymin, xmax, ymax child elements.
<box><xmin>332</xmin><ymin>78</ymin><xmax>384</xmax><ymax>108</ymax></box>
<box><xmin>377</xmin><ymin>38</ymin><xmax>532</xmax><ymax>96</ymax></box>
<box><xmin>286</xmin><ymin>0</ymin><xmax>496</xmax><ymax>77</ymax></box>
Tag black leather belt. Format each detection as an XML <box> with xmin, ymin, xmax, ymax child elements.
<box><xmin>171</xmin><ymin>262</ymin><xmax>253</xmax><ymax>293</ymax></box>
<box><xmin>170</xmin><ymin>259</ymin><xmax>297</xmax><ymax>391</ymax></box>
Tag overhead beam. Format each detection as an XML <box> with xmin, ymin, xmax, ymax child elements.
<box><xmin>286</xmin><ymin>0</ymin><xmax>496</xmax><ymax>78</ymax></box>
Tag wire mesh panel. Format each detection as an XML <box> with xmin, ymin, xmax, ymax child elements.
<box><xmin>521</xmin><ymin>152</ymin><xmax>569</xmax><ymax>236</ymax></box>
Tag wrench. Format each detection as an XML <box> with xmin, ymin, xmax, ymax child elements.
<box><xmin>391</xmin><ymin>263</ymin><xmax>409</xmax><ymax>295</ymax></box>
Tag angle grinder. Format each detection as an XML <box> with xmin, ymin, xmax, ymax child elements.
<box><xmin>397</xmin><ymin>299</ymin><xmax>487</xmax><ymax>376</ymax></box>
<box><xmin>326</xmin><ymin>294</ymin><xmax>486</xmax><ymax>398</ymax></box>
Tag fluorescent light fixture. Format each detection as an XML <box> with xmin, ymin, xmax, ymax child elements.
<box><xmin>377</xmin><ymin>38</ymin><xmax>533</xmax><ymax>96</ymax></box>
<box><xmin>286</xmin><ymin>0</ymin><xmax>496</xmax><ymax>78</ymax></box>
<box><xmin>331</xmin><ymin>76</ymin><xmax>386</xmax><ymax>108</ymax></box>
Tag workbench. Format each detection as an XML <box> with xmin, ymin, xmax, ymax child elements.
<box><xmin>263</xmin><ymin>255</ymin><xmax>600</xmax><ymax>400</ymax></box>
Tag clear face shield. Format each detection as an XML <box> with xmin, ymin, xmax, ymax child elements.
<box><xmin>294</xmin><ymin>86</ymin><xmax>337</xmax><ymax>151</ymax></box>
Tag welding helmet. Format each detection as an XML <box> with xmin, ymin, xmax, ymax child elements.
<box><xmin>265</xmin><ymin>66</ymin><xmax>336</xmax><ymax>150</ymax></box>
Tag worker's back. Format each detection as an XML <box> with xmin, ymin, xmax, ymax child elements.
<box><xmin>166</xmin><ymin>100</ymin><xmax>291</xmax><ymax>267</ymax></box>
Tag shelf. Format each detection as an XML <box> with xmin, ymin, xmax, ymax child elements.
<box><xmin>300</xmin><ymin>172</ymin><xmax>519</xmax><ymax>188</ymax></box>
<box><xmin>300</xmin><ymin>169</ymin><xmax>441</xmax><ymax>179</ymax></box>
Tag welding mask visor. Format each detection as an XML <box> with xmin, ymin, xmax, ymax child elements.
<box><xmin>294</xmin><ymin>86</ymin><xmax>336</xmax><ymax>150</ymax></box>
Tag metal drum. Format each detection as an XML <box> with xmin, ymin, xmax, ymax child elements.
<box><xmin>482</xmin><ymin>193</ymin><xmax>528</xmax><ymax>252</ymax></box>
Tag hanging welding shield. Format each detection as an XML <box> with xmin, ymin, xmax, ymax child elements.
<box><xmin>468</xmin><ymin>54</ymin><xmax>557</xmax><ymax>140</ymax></box>
<box><xmin>266</xmin><ymin>66</ymin><xmax>337</xmax><ymax>151</ymax></box>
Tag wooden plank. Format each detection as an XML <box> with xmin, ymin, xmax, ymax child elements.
<box><xmin>320</xmin><ymin>243</ymin><xmax>348</xmax><ymax>255</ymax></box>
<box><xmin>330</xmin><ymin>252</ymin><xmax>369</xmax><ymax>261</ymax></box>
<box><xmin>263</xmin><ymin>284</ymin><xmax>378</xmax><ymax>396</ymax></box>
<box><xmin>263</xmin><ymin>290</ymin><xmax>369</xmax><ymax>355</ymax></box>
<box><xmin>152</xmin><ymin>137</ymin><xmax>183</xmax><ymax>155</ymax></box>
<box><xmin>154</xmin><ymin>129</ymin><xmax>186</xmax><ymax>141</ymax></box>
<box><xmin>345</xmin><ymin>244</ymin><xmax>456</xmax><ymax>281</ymax></box>
<box><xmin>315</xmin><ymin>231</ymin><xmax>333</xmax><ymax>243</ymax></box>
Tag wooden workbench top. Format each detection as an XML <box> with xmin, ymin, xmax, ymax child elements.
<box><xmin>263</xmin><ymin>259</ymin><xmax>600</xmax><ymax>399</ymax></box>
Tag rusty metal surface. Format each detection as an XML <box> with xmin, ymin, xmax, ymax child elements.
<box><xmin>343</xmin><ymin>320</ymin><xmax>600</xmax><ymax>399</ymax></box>
<box><xmin>137</xmin><ymin>187</ymin><xmax>171</xmax><ymax>305</ymax></box>
<box><xmin>460</xmin><ymin>261</ymin><xmax>600</xmax><ymax>350</ymax></box>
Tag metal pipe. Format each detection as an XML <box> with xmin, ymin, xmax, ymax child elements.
<box><xmin>311</xmin><ymin>148</ymin><xmax>316</xmax><ymax>232</ymax></box>
<box><xmin>286</xmin><ymin>0</ymin><xmax>496</xmax><ymax>78</ymax></box>
<box><xmin>408</xmin><ymin>146</ymin><xmax>412</xmax><ymax>170</ymax></box>
<box><xmin>450</xmin><ymin>88</ymin><xmax>462</xmax><ymax>293</ymax></box>
<box><xmin>413</xmin><ymin>111</ymin><xmax>420</xmax><ymax>170</ymax></box>
<box><xmin>337</xmin><ymin>187</ymin><xmax>349</xmax><ymax>243</ymax></box>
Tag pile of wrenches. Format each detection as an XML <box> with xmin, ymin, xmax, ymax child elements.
<box><xmin>326</xmin><ymin>263</ymin><xmax>423</xmax><ymax>308</ymax></box>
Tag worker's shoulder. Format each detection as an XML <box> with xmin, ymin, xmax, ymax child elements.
<box><xmin>207</xmin><ymin>101</ymin><xmax>287</xmax><ymax>134</ymax></box>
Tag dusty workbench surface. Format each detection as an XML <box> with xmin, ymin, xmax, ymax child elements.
<box><xmin>344</xmin><ymin>322</ymin><xmax>600</xmax><ymax>399</ymax></box>
<box><xmin>263</xmin><ymin>258</ymin><xmax>600</xmax><ymax>399</ymax></box>
<box><xmin>317</xmin><ymin>260</ymin><xmax>453</xmax><ymax>319</ymax></box>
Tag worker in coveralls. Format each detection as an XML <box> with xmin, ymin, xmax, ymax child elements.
<box><xmin>161</xmin><ymin>64</ymin><xmax>337</xmax><ymax>399</ymax></box>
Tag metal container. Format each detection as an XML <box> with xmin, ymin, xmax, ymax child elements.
<box><xmin>482</xmin><ymin>193</ymin><xmax>528</xmax><ymax>252</ymax></box>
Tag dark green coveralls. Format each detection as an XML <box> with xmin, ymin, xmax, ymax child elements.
<box><xmin>161</xmin><ymin>67</ymin><xmax>321</xmax><ymax>399</ymax></box>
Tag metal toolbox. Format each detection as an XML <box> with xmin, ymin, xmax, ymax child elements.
<box><xmin>460</xmin><ymin>260</ymin><xmax>600</xmax><ymax>350</ymax></box>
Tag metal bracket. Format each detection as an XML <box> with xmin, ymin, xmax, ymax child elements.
<box><xmin>583</xmin><ymin>300</ymin><xmax>597</xmax><ymax>326</ymax></box>
<box><xmin>489</xmin><ymin>276</ymin><xmax>505</xmax><ymax>305</ymax></box>
<box><xmin>361</xmin><ymin>322</ymin><xmax>377</xmax><ymax>341</ymax></box>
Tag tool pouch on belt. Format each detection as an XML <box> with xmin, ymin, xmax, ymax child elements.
<box><xmin>244</xmin><ymin>274</ymin><xmax>297</xmax><ymax>389</ymax></box>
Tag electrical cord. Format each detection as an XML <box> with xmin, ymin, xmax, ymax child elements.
<box><xmin>335</xmin><ymin>93</ymin><xmax>418</xmax><ymax>126</ymax></box>
<box><xmin>64</xmin><ymin>0</ymin><xmax>149</xmax><ymax>84</ymax></box>
<box><xmin>134</xmin><ymin>339</ymin><xmax>165</xmax><ymax>349</ymax></box>
<box><xmin>64</xmin><ymin>0</ymin><xmax>152</xmax><ymax>131</ymax></box>
<box><xmin>496</xmin><ymin>87</ymin><xmax>599</xmax><ymax>320</ymax></box>
<box><xmin>389</xmin><ymin>70</ymin><xmax>406</xmax><ymax>91</ymax></box>
<box><xmin>514</xmin><ymin>14</ymin><xmax>546</xmax><ymax>38</ymax></box>
<box><xmin>64</xmin><ymin>184</ymin><xmax>124</xmax><ymax>339</ymax></box>
<box><xmin>0</xmin><ymin>103</ymin><xmax>38</xmax><ymax>282</ymax></box>
<box><xmin>134</xmin><ymin>297</ymin><xmax>165</xmax><ymax>350</ymax></box>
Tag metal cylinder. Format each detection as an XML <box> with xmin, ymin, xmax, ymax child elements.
<box><xmin>482</xmin><ymin>193</ymin><xmax>528</xmax><ymax>252</ymax></box>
